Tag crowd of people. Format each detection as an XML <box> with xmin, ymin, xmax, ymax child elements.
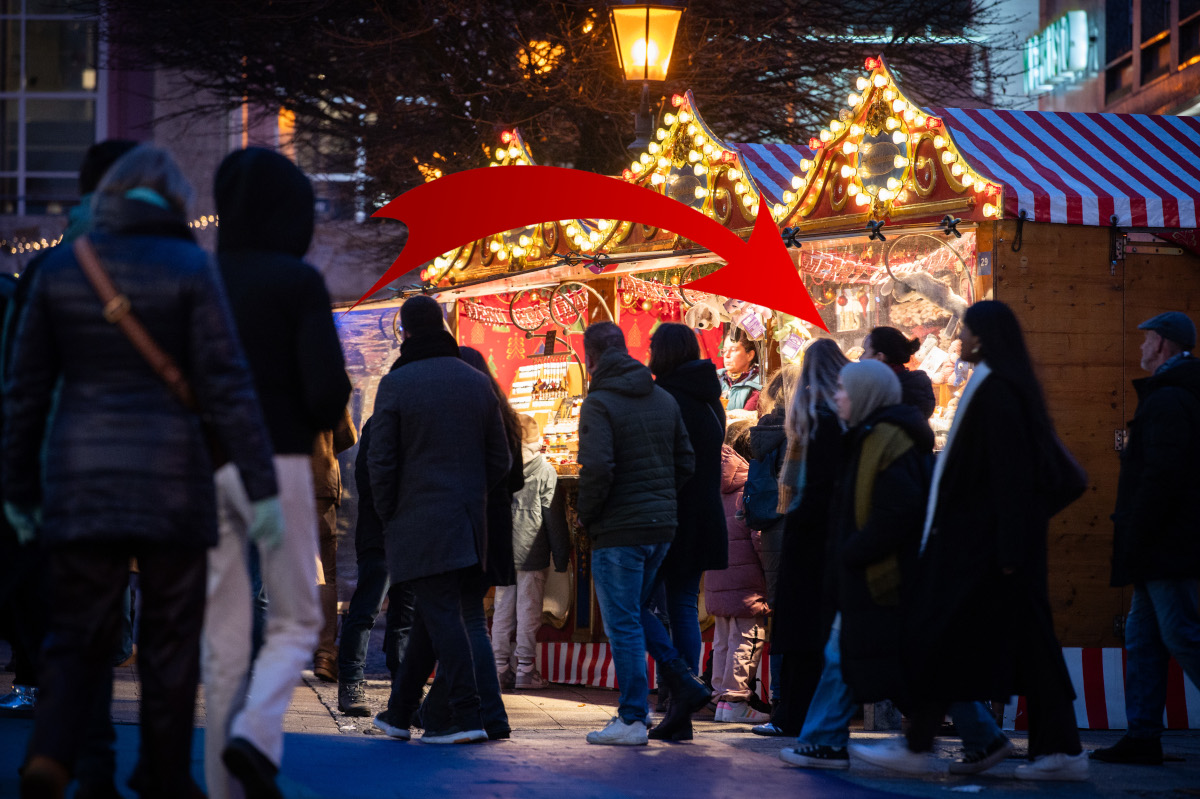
<box><xmin>1</xmin><ymin>138</ymin><xmax>1199</xmax><ymax>797</ymax></box>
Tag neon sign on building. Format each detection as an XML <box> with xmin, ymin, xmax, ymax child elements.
<box><xmin>1024</xmin><ymin>11</ymin><xmax>1091</xmax><ymax>95</ymax></box>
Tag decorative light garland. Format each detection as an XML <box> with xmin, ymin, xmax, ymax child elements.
<box><xmin>460</xmin><ymin>287</ymin><xmax>586</xmax><ymax>329</ymax></box>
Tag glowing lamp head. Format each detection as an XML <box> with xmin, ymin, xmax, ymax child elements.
<box><xmin>500</xmin><ymin>130</ymin><xmax>514</xmax><ymax>144</ymax></box>
<box><xmin>808</xmin><ymin>137</ymin><xmax>823</xmax><ymax>150</ymax></box>
<box><xmin>672</xmin><ymin>93</ymin><xmax>685</xmax><ymax>107</ymax></box>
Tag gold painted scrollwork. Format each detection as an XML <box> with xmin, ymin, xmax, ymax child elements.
<box><xmin>826</xmin><ymin>154</ymin><xmax>850</xmax><ymax>212</ymax></box>
<box><xmin>798</xmin><ymin>157</ymin><xmax>834</xmax><ymax>218</ymax></box>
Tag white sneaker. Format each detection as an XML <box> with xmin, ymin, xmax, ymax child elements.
<box><xmin>714</xmin><ymin>701</ymin><xmax>731</xmax><ymax>722</ymax></box>
<box><xmin>1015</xmin><ymin>752</ymin><xmax>1089</xmax><ymax>781</ymax></box>
<box><xmin>722</xmin><ymin>701</ymin><xmax>771</xmax><ymax>724</ymax></box>
<box><xmin>514</xmin><ymin>669</ymin><xmax>549</xmax><ymax>690</ymax></box>
<box><xmin>849</xmin><ymin>739</ymin><xmax>939</xmax><ymax>775</ymax></box>
<box><xmin>586</xmin><ymin>716</ymin><xmax>648</xmax><ymax>746</ymax></box>
<box><xmin>419</xmin><ymin>726</ymin><xmax>488</xmax><ymax>744</ymax></box>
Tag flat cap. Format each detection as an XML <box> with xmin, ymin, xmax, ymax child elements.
<box><xmin>1139</xmin><ymin>311</ymin><xmax>1196</xmax><ymax>350</ymax></box>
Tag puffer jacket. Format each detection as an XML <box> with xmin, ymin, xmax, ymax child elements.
<box><xmin>2</xmin><ymin>195</ymin><xmax>277</xmax><ymax>547</ymax></box>
<box><xmin>704</xmin><ymin>446</ymin><xmax>767</xmax><ymax>618</ymax></box>
<box><xmin>511</xmin><ymin>443</ymin><xmax>567</xmax><ymax>571</ymax></box>
<box><xmin>577</xmin><ymin>348</ymin><xmax>695</xmax><ymax>548</ymax></box>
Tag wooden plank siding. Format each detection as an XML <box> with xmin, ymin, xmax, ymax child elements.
<box><xmin>990</xmin><ymin>219</ymin><xmax>1127</xmax><ymax>646</ymax></box>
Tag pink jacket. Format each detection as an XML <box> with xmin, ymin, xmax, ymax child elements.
<box><xmin>703</xmin><ymin>445</ymin><xmax>769</xmax><ymax>618</ymax></box>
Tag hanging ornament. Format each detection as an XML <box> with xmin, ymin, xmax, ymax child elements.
<box><xmin>857</xmin><ymin>291</ymin><xmax>869</xmax><ymax>312</ymax></box>
<box><xmin>824</xmin><ymin>288</ymin><xmax>835</xmax><ymax>300</ymax></box>
<box><xmin>641</xmin><ymin>299</ymin><xmax>654</xmax><ymax>312</ymax></box>
<box><xmin>837</xmin><ymin>295</ymin><xmax>848</xmax><ymax>306</ymax></box>
<box><xmin>670</xmin><ymin>272</ymin><xmax>681</xmax><ymax>286</ymax></box>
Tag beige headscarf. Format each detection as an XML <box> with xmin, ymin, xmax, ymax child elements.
<box><xmin>840</xmin><ymin>360</ymin><xmax>901</xmax><ymax>427</ymax></box>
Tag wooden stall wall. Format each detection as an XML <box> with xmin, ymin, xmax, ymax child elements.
<box><xmin>990</xmin><ymin>220</ymin><xmax>1127</xmax><ymax>647</ymax></box>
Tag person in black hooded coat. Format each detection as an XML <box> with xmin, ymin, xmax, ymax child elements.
<box><xmin>640</xmin><ymin>323</ymin><xmax>727</xmax><ymax>740</ymax></box>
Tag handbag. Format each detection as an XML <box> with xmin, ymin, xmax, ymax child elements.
<box><xmin>73</xmin><ymin>236</ymin><xmax>229</xmax><ymax>468</ymax></box>
<box><xmin>742</xmin><ymin>439</ymin><xmax>791</xmax><ymax>530</ymax></box>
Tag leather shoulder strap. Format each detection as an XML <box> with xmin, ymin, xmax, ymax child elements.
<box><xmin>72</xmin><ymin>236</ymin><xmax>198</xmax><ymax>411</ymax></box>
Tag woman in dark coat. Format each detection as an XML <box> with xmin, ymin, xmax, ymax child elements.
<box><xmin>862</xmin><ymin>326</ymin><xmax>935</xmax><ymax>418</ymax></box>
<box><xmin>765</xmin><ymin>338</ymin><xmax>846</xmax><ymax>737</ymax></box>
<box><xmin>857</xmin><ymin>301</ymin><xmax>1086</xmax><ymax>781</ymax></box>
<box><xmin>3</xmin><ymin>145</ymin><xmax>278</xmax><ymax>796</ymax></box>
<box><xmin>641</xmin><ymin>322</ymin><xmax>728</xmax><ymax>740</ymax></box>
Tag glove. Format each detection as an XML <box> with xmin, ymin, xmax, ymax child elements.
<box><xmin>248</xmin><ymin>496</ymin><xmax>284</xmax><ymax>551</ymax></box>
<box><xmin>4</xmin><ymin>502</ymin><xmax>41</xmax><ymax>545</ymax></box>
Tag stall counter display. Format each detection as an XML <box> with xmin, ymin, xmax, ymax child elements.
<box><xmin>509</xmin><ymin>358</ymin><xmax>573</xmax><ymax>411</ymax></box>
<box><xmin>543</xmin><ymin>405</ymin><xmax>580</xmax><ymax>475</ymax></box>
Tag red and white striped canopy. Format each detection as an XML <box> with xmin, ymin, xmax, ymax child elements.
<box><xmin>735</xmin><ymin>143</ymin><xmax>814</xmax><ymax>207</ymax></box>
<box><xmin>928</xmin><ymin>108</ymin><xmax>1200</xmax><ymax>228</ymax></box>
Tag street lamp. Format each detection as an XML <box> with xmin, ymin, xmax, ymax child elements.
<box><xmin>608</xmin><ymin>1</ymin><xmax>685</xmax><ymax>152</ymax></box>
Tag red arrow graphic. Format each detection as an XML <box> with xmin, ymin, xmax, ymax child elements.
<box><xmin>357</xmin><ymin>165</ymin><xmax>826</xmax><ymax>331</ymax></box>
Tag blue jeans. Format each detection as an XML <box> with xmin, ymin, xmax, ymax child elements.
<box><xmin>592</xmin><ymin>542</ymin><xmax>670</xmax><ymax>724</ymax></box>
<box><xmin>799</xmin><ymin>614</ymin><xmax>1001</xmax><ymax>751</ymax></box>
<box><xmin>642</xmin><ymin>568</ymin><xmax>703</xmax><ymax>672</ymax></box>
<box><xmin>337</xmin><ymin>548</ymin><xmax>413</xmax><ymax>683</ymax></box>
<box><xmin>1125</xmin><ymin>579</ymin><xmax>1200</xmax><ymax>739</ymax></box>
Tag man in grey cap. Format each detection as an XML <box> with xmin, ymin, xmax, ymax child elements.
<box><xmin>1093</xmin><ymin>311</ymin><xmax>1200</xmax><ymax>765</ymax></box>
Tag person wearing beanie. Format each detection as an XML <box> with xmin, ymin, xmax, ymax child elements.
<box><xmin>201</xmin><ymin>147</ymin><xmax>351</xmax><ymax>799</ymax></box>
<box><xmin>862</xmin><ymin>326</ymin><xmax>935</xmax><ymax>418</ymax></box>
<box><xmin>1095</xmin><ymin>310</ymin><xmax>1200</xmax><ymax>766</ymax></box>
<box><xmin>492</xmin><ymin>414</ymin><xmax>564</xmax><ymax>690</ymax></box>
<box><xmin>367</xmin><ymin>295</ymin><xmax>512</xmax><ymax>744</ymax></box>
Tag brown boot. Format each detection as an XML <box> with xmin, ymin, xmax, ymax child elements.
<box><xmin>21</xmin><ymin>755</ymin><xmax>70</xmax><ymax>799</ymax></box>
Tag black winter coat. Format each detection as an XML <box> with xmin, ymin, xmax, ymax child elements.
<box><xmin>771</xmin><ymin>405</ymin><xmax>842</xmax><ymax>654</ymax></box>
<box><xmin>353</xmin><ymin>419</ymin><xmax>385</xmax><ymax>555</ymax></box>
<box><xmin>898</xmin><ymin>368</ymin><xmax>936</xmax><ymax>419</ymax></box>
<box><xmin>483</xmin><ymin>426</ymin><xmax>525</xmax><ymax>587</ymax></box>
<box><xmin>577</xmin><ymin>349</ymin><xmax>695</xmax><ymax>547</ymax></box>
<box><xmin>215</xmin><ymin>148</ymin><xmax>351</xmax><ymax>455</ymax></box>
<box><xmin>1111</xmin><ymin>357</ymin><xmax>1200</xmax><ymax>586</ymax></box>
<box><xmin>905</xmin><ymin>373</ymin><xmax>1073</xmax><ymax>703</ymax></box>
<box><xmin>832</xmin><ymin>403</ymin><xmax>933</xmax><ymax>705</ymax></box>
<box><xmin>655</xmin><ymin>359</ymin><xmax>728</xmax><ymax>576</ymax></box>
<box><xmin>2</xmin><ymin>197</ymin><xmax>277</xmax><ymax>547</ymax></box>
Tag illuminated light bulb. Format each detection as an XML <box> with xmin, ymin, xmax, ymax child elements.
<box><xmin>573</xmin><ymin>235</ymin><xmax>586</xmax><ymax>247</ymax></box>
<box><xmin>983</xmin><ymin>203</ymin><xmax>999</xmax><ymax>218</ymax></box>
<box><xmin>934</xmin><ymin>135</ymin><xmax>946</xmax><ymax>149</ymax></box>
<box><xmin>894</xmin><ymin>155</ymin><xmax>909</xmax><ymax>168</ymax></box>
<box><xmin>497</xmin><ymin>249</ymin><xmax>508</xmax><ymax>261</ymax></box>
<box><xmin>508</xmin><ymin>146</ymin><xmax>520</xmax><ymax>159</ymax></box>
<box><xmin>749</xmin><ymin>203</ymin><xmax>759</xmax><ymax>216</ymax></box>
<box><xmin>799</xmin><ymin>158</ymin><xmax>812</xmax><ymax>171</ymax></box>
<box><xmin>726</xmin><ymin>168</ymin><xmax>742</xmax><ymax>181</ymax></box>
<box><xmin>883</xmin><ymin>88</ymin><xmax>896</xmax><ymax>100</ymax></box>
<box><xmin>791</xmin><ymin>175</ymin><xmax>805</xmax><ymax>190</ymax></box>
<box><xmin>695</xmin><ymin>186</ymin><xmax>709</xmax><ymax>199</ymax></box>
<box><xmin>847</xmin><ymin>183</ymin><xmax>860</xmax><ymax>196</ymax></box>
<box><xmin>657</xmin><ymin>156</ymin><xmax>670</xmax><ymax>169</ymax></box>
<box><xmin>873</xmin><ymin>74</ymin><xmax>887</xmax><ymax>87</ymax></box>
<box><xmin>842</xmin><ymin>141</ymin><xmax>858</xmax><ymax>155</ymax></box>
<box><xmin>850</xmin><ymin>124</ymin><xmax>864</xmax><ymax>136</ymax></box>
<box><xmin>640</xmin><ymin>153</ymin><xmax>652</xmax><ymax>165</ymax></box>
<box><xmin>914</xmin><ymin>114</ymin><xmax>926</xmax><ymax>127</ymax></box>
<box><xmin>892</xmin><ymin>98</ymin><xmax>906</xmax><ymax>113</ymax></box>
<box><xmin>631</xmin><ymin>162</ymin><xmax>643</xmax><ymax>174</ymax></box>
<box><xmin>877</xmin><ymin>188</ymin><xmax>894</xmax><ymax>201</ymax></box>
<box><xmin>840</xmin><ymin>164</ymin><xmax>857</xmax><ymax>179</ymax></box>
<box><xmin>566</xmin><ymin>225</ymin><xmax>579</xmax><ymax>237</ymax></box>
<box><xmin>687</xmin><ymin>124</ymin><xmax>697</xmax><ymax>136</ymax></box>
<box><xmin>589</xmin><ymin>231</ymin><xmax>601</xmax><ymax>243</ymax></box>
<box><xmin>819</xmin><ymin>129</ymin><xmax>832</xmax><ymax>142</ymax></box>
<box><xmin>847</xmin><ymin>93</ymin><xmax>861</xmax><ymax>107</ymax></box>
<box><xmin>694</xmin><ymin>134</ymin><xmax>705</xmax><ymax>147</ymax></box>
<box><xmin>650</xmin><ymin>172</ymin><xmax>666</xmax><ymax>185</ymax></box>
<box><xmin>941</xmin><ymin>151</ymin><xmax>957</xmax><ymax>164</ymax></box>
<box><xmin>782</xmin><ymin>190</ymin><xmax>795</xmax><ymax>203</ymax></box>
<box><xmin>951</xmin><ymin>163</ymin><xmax>964</xmax><ymax>177</ymax></box>
<box><xmin>693</xmin><ymin>163</ymin><xmax>708</xmax><ymax>176</ymax></box>
<box><xmin>885</xmin><ymin>117</ymin><xmax>900</xmax><ymax>131</ymax></box>
<box><xmin>512</xmin><ymin>246</ymin><xmax>526</xmax><ymax>257</ymax></box>
<box><xmin>855</xmin><ymin>193</ymin><xmax>871</xmax><ymax>206</ymax></box>
<box><xmin>703</xmin><ymin>143</ymin><xmax>714</xmax><ymax>155</ymax></box>
<box><xmin>773</xmin><ymin>203</ymin><xmax>784</xmax><ymax>217</ymax></box>
<box><xmin>892</xmin><ymin>131</ymin><xmax>907</xmax><ymax>145</ymax></box>
<box><xmin>656</xmin><ymin>128</ymin><xmax>668</xmax><ymax>140</ymax></box>
<box><xmin>886</xmin><ymin>177</ymin><xmax>901</xmax><ymax>191</ymax></box>
<box><xmin>743</xmin><ymin>194</ymin><xmax>755</xmax><ymax>208</ymax></box>
<box><xmin>648</xmin><ymin>142</ymin><xmax>660</xmax><ymax>154</ymax></box>
<box><xmin>679</xmin><ymin>111</ymin><xmax>692</xmax><ymax>123</ymax></box>
<box><xmin>856</xmin><ymin>77</ymin><xmax>869</xmax><ymax>91</ymax></box>
<box><xmin>489</xmin><ymin>240</ymin><xmax>501</xmax><ymax>253</ymax></box>
<box><xmin>962</xmin><ymin>173</ymin><xmax>975</xmax><ymax>187</ymax></box>
<box><xmin>689</xmin><ymin>150</ymin><xmax>701</xmax><ymax>162</ymax></box>
<box><xmin>518</xmin><ymin>235</ymin><xmax>531</xmax><ymax>247</ymax></box>
<box><xmin>830</xmin><ymin>120</ymin><xmax>844</xmax><ymax>133</ymax></box>
<box><xmin>663</xmin><ymin>113</ymin><xmax>676</xmax><ymax>126</ymax></box>
<box><xmin>733</xmin><ymin>181</ymin><xmax>747</xmax><ymax>195</ymax></box>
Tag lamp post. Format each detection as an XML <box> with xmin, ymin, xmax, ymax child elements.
<box><xmin>608</xmin><ymin>2</ymin><xmax>685</xmax><ymax>152</ymax></box>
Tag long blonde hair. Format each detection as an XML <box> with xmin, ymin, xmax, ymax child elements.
<box><xmin>785</xmin><ymin>338</ymin><xmax>849</xmax><ymax>450</ymax></box>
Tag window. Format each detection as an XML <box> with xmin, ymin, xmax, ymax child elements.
<box><xmin>0</xmin><ymin>1</ymin><xmax>101</xmax><ymax>215</ymax></box>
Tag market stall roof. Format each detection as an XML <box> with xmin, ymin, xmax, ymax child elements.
<box><xmin>928</xmin><ymin>108</ymin><xmax>1200</xmax><ymax>228</ymax></box>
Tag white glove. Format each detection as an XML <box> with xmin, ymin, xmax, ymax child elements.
<box><xmin>248</xmin><ymin>496</ymin><xmax>284</xmax><ymax>551</ymax></box>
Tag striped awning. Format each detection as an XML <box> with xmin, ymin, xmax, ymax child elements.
<box><xmin>735</xmin><ymin>142</ymin><xmax>814</xmax><ymax>207</ymax></box>
<box><xmin>931</xmin><ymin>108</ymin><xmax>1200</xmax><ymax>228</ymax></box>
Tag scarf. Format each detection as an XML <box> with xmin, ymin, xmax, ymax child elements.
<box><xmin>390</xmin><ymin>330</ymin><xmax>460</xmax><ymax>372</ymax></box>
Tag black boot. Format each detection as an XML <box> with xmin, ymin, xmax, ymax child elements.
<box><xmin>647</xmin><ymin>658</ymin><xmax>710</xmax><ymax>742</ymax></box>
<box><xmin>654</xmin><ymin>681</ymin><xmax>671</xmax><ymax>713</ymax></box>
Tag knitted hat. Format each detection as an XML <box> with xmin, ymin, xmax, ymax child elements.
<box><xmin>840</xmin><ymin>360</ymin><xmax>902</xmax><ymax>427</ymax></box>
<box><xmin>399</xmin><ymin>295</ymin><xmax>445</xmax><ymax>337</ymax></box>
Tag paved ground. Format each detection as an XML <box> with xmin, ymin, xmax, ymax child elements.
<box><xmin>5</xmin><ymin>643</ymin><xmax>1200</xmax><ymax>798</ymax></box>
